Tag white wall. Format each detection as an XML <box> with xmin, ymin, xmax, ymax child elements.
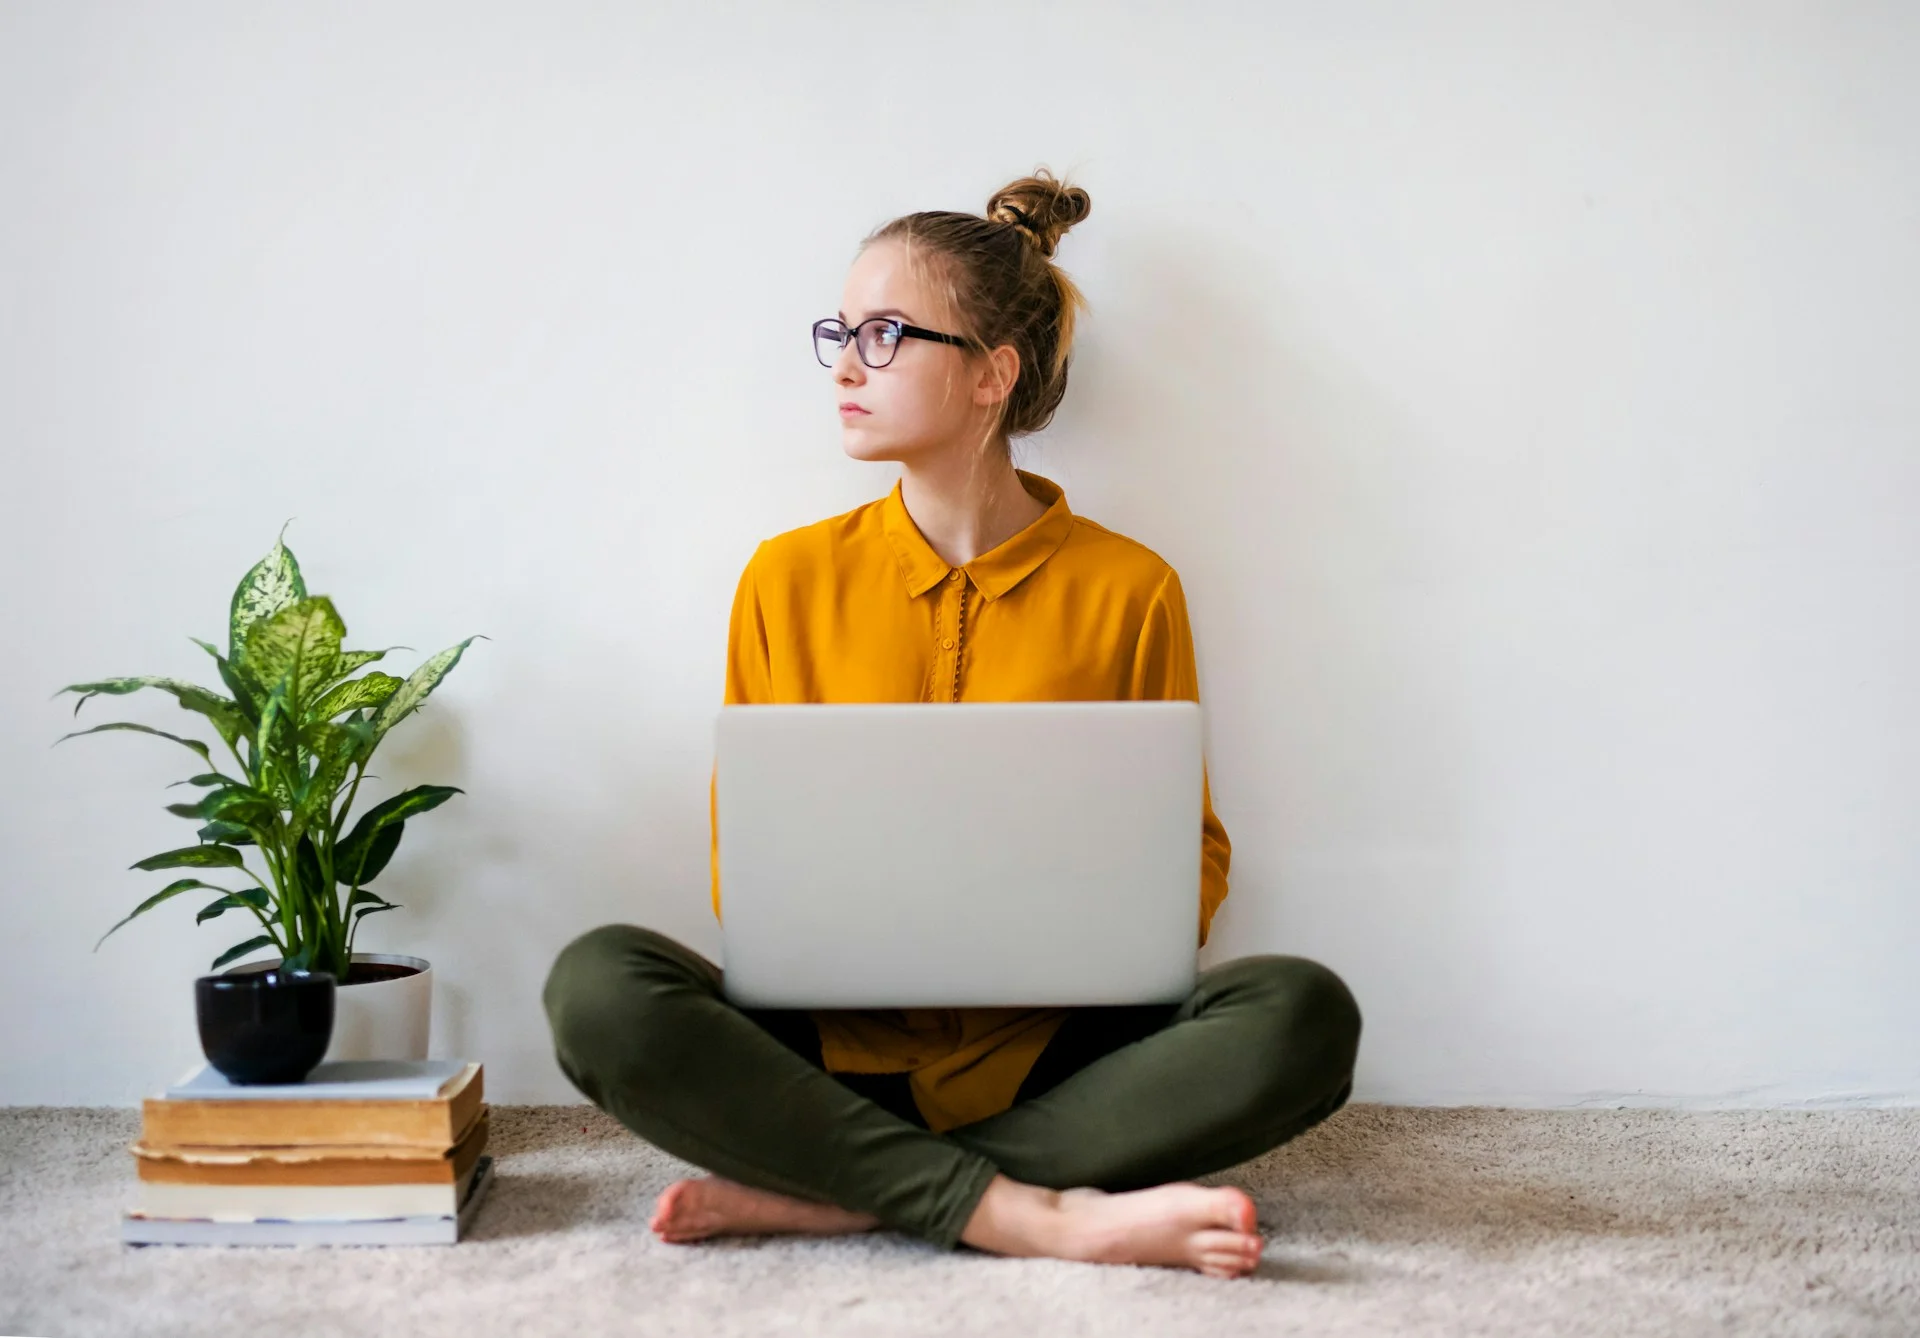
<box><xmin>3</xmin><ymin>1</ymin><xmax>1915</xmax><ymax>1106</ymax></box>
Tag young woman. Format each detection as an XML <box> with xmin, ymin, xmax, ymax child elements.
<box><xmin>542</xmin><ymin>169</ymin><xmax>1362</xmax><ymax>1280</ymax></box>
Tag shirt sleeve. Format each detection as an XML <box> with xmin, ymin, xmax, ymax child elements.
<box><xmin>1129</xmin><ymin>566</ymin><xmax>1233</xmax><ymax>946</ymax></box>
<box><xmin>712</xmin><ymin>543</ymin><xmax>774</xmax><ymax>923</ymax></box>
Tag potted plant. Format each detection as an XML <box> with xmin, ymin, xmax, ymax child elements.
<box><xmin>55</xmin><ymin>525</ymin><xmax>481</xmax><ymax>1063</ymax></box>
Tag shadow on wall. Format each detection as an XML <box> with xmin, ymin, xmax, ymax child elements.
<box><xmin>1055</xmin><ymin>224</ymin><xmax>1501</xmax><ymax>1095</ymax></box>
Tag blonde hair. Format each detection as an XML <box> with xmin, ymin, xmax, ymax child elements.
<box><xmin>862</xmin><ymin>167</ymin><xmax>1092</xmax><ymax>471</ymax></box>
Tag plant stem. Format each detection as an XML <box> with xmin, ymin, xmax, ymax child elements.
<box><xmin>259</xmin><ymin>829</ymin><xmax>296</xmax><ymax>961</ymax></box>
<box><xmin>234</xmin><ymin>863</ymin><xmax>287</xmax><ymax>954</ymax></box>
<box><xmin>329</xmin><ymin>759</ymin><xmax>370</xmax><ymax>977</ymax></box>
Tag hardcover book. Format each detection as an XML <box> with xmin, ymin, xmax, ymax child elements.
<box><xmin>132</xmin><ymin>1105</ymin><xmax>489</xmax><ymax>1190</ymax></box>
<box><xmin>141</xmin><ymin>1060</ymin><xmax>483</xmax><ymax>1149</ymax></box>
<box><xmin>121</xmin><ymin>1156</ymin><xmax>494</xmax><ymax>1247</ymax></box>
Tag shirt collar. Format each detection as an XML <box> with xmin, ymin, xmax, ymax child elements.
<box><xmin>881</xmin><ymin>468</ymin><xmax>1075</xmax><ymax>601</ymax></box>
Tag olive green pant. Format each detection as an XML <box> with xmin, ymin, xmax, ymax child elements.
<box><xmin>541</xmin><ymin>924</ymin><xmax>1362</xmax><ymax>1250</ymax></box>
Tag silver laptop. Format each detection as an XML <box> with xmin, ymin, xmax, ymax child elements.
<box><xmin>715</xmin><ymin>701</ymin><xmax>1203</xmax><ymax>1008</ymax></box>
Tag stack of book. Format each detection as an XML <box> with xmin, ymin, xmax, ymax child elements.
<box><xmin>122</xmin><ymin>1058</ymin><xmax>493</xmax><ymax>1246</ymax></box>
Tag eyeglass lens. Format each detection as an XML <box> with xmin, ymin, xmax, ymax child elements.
<box><xmin>815</xmin><ymin>319</ymin><xmax>901</xmax><ymax>369</ymax></box>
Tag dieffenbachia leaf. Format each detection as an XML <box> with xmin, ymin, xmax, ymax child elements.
<box><xmin>334</xmin><ymin>647</ymin><xmax>407</xmax><ymax>677</ymax></box>
<box><xmin>53</xmin><ymin>676</ymin><xmax>248</xmax><ymax>752</ymax></box>
<box><xmin>346</xmin><ymin>887</ymin><xmax>395</xmax><ymax>912</ymax></box>
<box><xmin>167</xmin><ymin>783</ymin><xmax>275</xmax><ymax>825</ymax></box>
<box><xmin>348</xmin><ymin>887</ymin><xmax>403</xmax><ymax>934</ymax></box>
<box><xmin>342</xmin><ymin>821</ymin><xmax>402</xmax><ymax>886</ymax></box>
<box><xmin>308</xmin><ymin>672</ymin><xmax>401</xmax><ymax>723</ymax></box>
<box><xmin>193</xmin><ymin>785</ymin><xmax>280</xmax><ymax>831</ymax></box>
<box><xmin>228</xmin><ymin>526</ymin><xmax>306</xmax><ymax>664</ymax></box>
<box><xmin>244</xmin><ymin>596</ymin><xmax>344</xmax><ymax>709</ymax></box>
<box><xmin>167</xmin><ymin>773</ymin><xmax>236</xmax><ymax>790</ymax></box>
<box><xmin>55</xmin><ymin>722</ymin><xmax>212</xmax><ymax>769</ymax></box>
<box><xmin>131</xmin><ymin>844</ymin><xmax>247</xmax><ymax>872</ymax></box>
<box><xmin>335</xmin><ymin>784</ymin><xmax>461</xmax><ymax>885</ymax></box>
<box><xmin>303</xmin><ymin>647</ymin><xmax>409</xmax><ymax>707</ymax></box>
<box><xmin>95</xmin><ymin>878</ymin><xmax>234</xmax><ymax>950</ymax></box>
<box><xmin>210</xmin><ymin>650</ymin><xmax>263</xmax><ymax>726</ymax></box>
<box><xmin>369</xmin><ymin>636</ymin><xmax>484</xmax><ymax>743</ymax></box>
<box><xmin>248</xmin><ymin>684</ymin><xmax>290</xmax><ymax>790</ymax></box>
<box><xmin>197</xmin><ymin>820</ymin><xmax>256</xmax><ymax>846</ymax></box>
<box><xmin>210</xmin><ymin>935</ymin><xmax>278</xmax><ymax>971</ymax></box>
<box><xmin>295</xmin><ymin>717</ymin><xmax>375</xmax><ymax>833</ymax></box>
<box><xmin>294</xmin><ymin>833</ymin><xmax>326</xmax><ymax>902</ymax></box>
<box><xmin>196</xmin><ymin>887</ymin><xmax>269</xmax><ymax>924</ymax></box>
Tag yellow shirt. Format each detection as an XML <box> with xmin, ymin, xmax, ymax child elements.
<box><xmin>709</xmin><ymin>467</ymin><xmax>1231</xmax><ymax>1132</ymax></box>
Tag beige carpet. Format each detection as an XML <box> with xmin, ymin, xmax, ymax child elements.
<box><xmin>1</xmin><ymin>1104</ymin><xmax>1915</xmax><ymax>1337</ymax></box>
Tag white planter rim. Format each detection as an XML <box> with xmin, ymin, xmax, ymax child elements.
<box><xmin>223</xmin><ymin>952</ymin><xmax>433</xmax><ymax>1063</ymax></box>
<box><xmin>225</xmin><ymin>951</ymin><xmax>431</xmax><ymax>985</ymax></box>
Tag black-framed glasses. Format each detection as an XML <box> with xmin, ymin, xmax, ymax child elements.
<box><xmin>812</xmin><ymin>316</ymin><xmax>974</xmax><ymax>369</ymax></box>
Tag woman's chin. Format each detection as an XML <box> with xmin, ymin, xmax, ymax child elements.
<box><xmin>841</xmin><ymin>435</ymin><xmax>902</xmax><ymax>464</ymax></box>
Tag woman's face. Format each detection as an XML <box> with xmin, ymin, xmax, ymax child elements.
<box><xmin>830</xmin><ymin>239</ymin><xmax>1014</xmax><ymax>467</ymax></box>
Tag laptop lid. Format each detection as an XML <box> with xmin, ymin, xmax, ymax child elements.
<box><xmin>715</xmin><ymin>701</ymin><xmax>1203</xmax><ymax>1008</ymax></box>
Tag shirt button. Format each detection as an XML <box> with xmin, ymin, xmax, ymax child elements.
<box><xmin>949</xmin><ymin>570</ymin><xmax>963</xmax><ymax>582</ymax></box>
<box><xmin>941</xmin><ymin>638</ymin><xmax>954</xmax><ymax>649</ymax></box>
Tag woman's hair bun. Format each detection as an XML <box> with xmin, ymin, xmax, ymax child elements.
<box><xmin>986</xmin><ymin>167</ymin><xmax>1092</xmax><ymax>259</ymax></box>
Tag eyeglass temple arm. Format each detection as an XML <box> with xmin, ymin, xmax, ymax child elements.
<box><xmin>897</xmin><ymin>323</ymin><xmax>972</xmax><ymax>349</ymax></box>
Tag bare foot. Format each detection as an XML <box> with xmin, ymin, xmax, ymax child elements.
<box><xmin>648</xmin><ymin>1176</ymin><xmax>880</xmax><ymax>1244</ymax></box>
<box><xmin>962</xmin><ymin>1176</ymin><xmax>1263</xmax><ymax>1279</ymax></box>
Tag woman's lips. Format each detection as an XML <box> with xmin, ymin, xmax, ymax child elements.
<box><xmin>839</xmin><ymin>404</ymin><xmax>870</xmax><ymax>416</ymax></box>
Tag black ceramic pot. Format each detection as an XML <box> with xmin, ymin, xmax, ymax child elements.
<box><xmin>194</xmin><ymin>968</ymin><xmax>337</xmax><ymax>1085</ymax></box>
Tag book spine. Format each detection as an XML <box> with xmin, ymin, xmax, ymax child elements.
<box><xmin>119</xmin><ymin>1157</ymin><xmax>492</xmax><ymax>1248</ymax></box>
<box><xmin>133</xmin><ymin>1179</ymin><xmax>465</xmax><ymax>1221</ymax></box>
<box><xmin>141</xmin><ymin>1100</ymin><xmax>458</xmax><ymax>1148</ymax></box>
<box><xmin>136</xmin><ymin>1115</ymin><xmax>488</xmax><ymax>1187</ymax></box>
<box><xmin>121</xmin><ymin>1214</ymin><xmax>460</xmax><ymax>1246</ymax></box>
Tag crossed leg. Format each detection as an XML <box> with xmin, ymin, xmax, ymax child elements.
<box><xmin>543</xmin><ymin>926</ymin><xmax>1360</xmax><ymax>1278</ymax></box>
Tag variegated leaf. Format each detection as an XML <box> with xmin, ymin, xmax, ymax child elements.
<box><xmin>228</xmin><ymin>527</ymin><xmax>306</xmax><ymax>663</ymax></box>
<box><xmin>198</xmin><ymin>785</ymin><xmax>279</xmax><ymax>830</ymax></box>
<box><xmin>309</xmin><ymin>672</ymin><xmax>401</xmax><ymax>723</ymax></box>
<box><xmin>197</xmin><ymin>819</ymin><xmax>256</xmax><ymax>846</ymax></box>
<box><xmin>340</xmin><ymin>820</ymin><xmax>403</xmax><ymax>887</ymax></box>
<box><xmin>131</xmin><ymin>844</ymin><xmax>246</xmax><ymax>872</ymax></box>
<box><xmin>336</xmin><ymin>784</ymin><xmax>460</xmax><ymax>886</ymax></box>
<box><xmin>213</xmin><ymin>652</ymin><xmax>263</xmax><ymax>725</ymax></box>
<box><xmin>210</xmin><ymin>935</ymin><xmax>278</xmax><ymax>971</ymax></box>
<box><xmin>294</xmin><ymin>834</ymin><xmax>326</xmax><ymax>904</ymax></box>
<box><xmin>332</xmin><ymin>647</ymin><xmax>407</xmax><ymax>678</ymax></box>
<box><xmin>55</xmin><ymin>722</ymin><xmax>212</xmax><ymax>769</ymax></box>
<box><xmin>95</xmin><ymin>878</ymin><xmax>234</xmax><ymax>949</ymax></box>
<box><xmin>302</xmin><ymin>648</ymin><xmax>408</xmax><ymax>715</ymax></box>
<box><xmin>296</xmin><ymin>717</ymin><xmax>375</xmax><ymax>833</ymax></box>
<box><xmin>369</xmin><ymin>636</ymin><xmax>484</xmax><ymax>743</ymax></box>
<box><xmin>55</xmin><ymin>677</ymin><xmax>244</xmax><ymax>749</ymax></box>
<box><xmin>195</xmin><ymin>887</ymin><xmax>269</xmax><ymax>925</ymax></box>
<box><xmin>244</xmin><ymin>596</ymin><xmax>344</xmax><ymax>707</ymax></box>
<box><xmin>61</xmin><ymin>695</ymin><xmax>236</xmax><ymax>758</ymax></box>
<box><xmin>248</xmin><ymin>684</ymin><xmax>290</xmax><ymax>790</ymax></box>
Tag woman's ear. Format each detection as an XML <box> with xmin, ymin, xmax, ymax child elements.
<box><xmin>974</xmin><ymin>343</ymin><xmax>1021</xmax><ymax>407</ymax></box>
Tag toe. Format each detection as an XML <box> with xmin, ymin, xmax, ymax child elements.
<box><xmin>1222</xmin><ymin>1187</ymin><xmax>1258</xmax><ymax>1234</ymax></box>
<box><xmin>1198</xmin><ymin>1252</ymin><xmax>1254</xmax><ymax>1279</ymax></box>
<box><xmin>1194</xmin><ymin>1228</ymin><xmax>1262</xmax><ymax>1275</ymax></box>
